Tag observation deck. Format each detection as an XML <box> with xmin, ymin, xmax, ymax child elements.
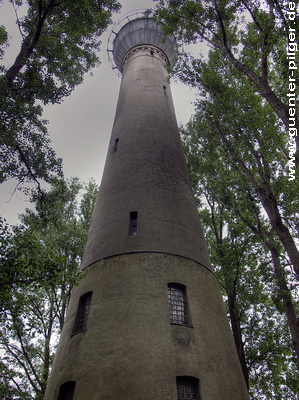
<box><xmin>108</xmin><ymin>11</ymin><xmax>177</xmax><ymax>75</ymax></box>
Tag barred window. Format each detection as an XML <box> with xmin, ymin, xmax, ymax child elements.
<box><xmin>168</xmin><ymin>283</ymin><xmax>188</xmax><ymax>325</ymax></box>
<box><xmin>57</xmin><ymin>381</ymin><xmax>76</xmax><ymax>400</ymax></box>
<box><xmin>72</xmin><ymin>291</ymin><xmax>92</xmax><ymax>334</ymax></box>
<box><xmin>129</xmin><ymin>211</ymin><xmax>138</xmax><ymax>236</ymax></box>
<box><xmin>176</xmin><ymin>376</ymin><xmax>199</xmax><ymax>400</ymax></box>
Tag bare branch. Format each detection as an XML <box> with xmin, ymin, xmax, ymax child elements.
<box><xmin>11</xmin><ymin>0</ymin><xmax>26</xmax><ymax>39</ymax></box>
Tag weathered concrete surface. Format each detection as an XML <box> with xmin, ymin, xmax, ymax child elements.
<box><xmin>81</xmin><ymin>45</ymin><xmax>212</xmax><ymax>272</ymax></box>
<box><xmin>44</xmin><ymin>253</ymin><xmax>249</xmax><ymax>400</ymax></box>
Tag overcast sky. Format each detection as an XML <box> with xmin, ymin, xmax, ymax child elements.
<box><xmin>1</xmin><ymin>0</ymin><xmax>200</xmax><ymax>224</ymax></box>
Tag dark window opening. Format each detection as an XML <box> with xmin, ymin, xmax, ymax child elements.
<box><xmin>57</xmin><ymin>381</ymin><xmax>76</xmax><ymax>400</ymax></box>
<box><xmin>168</xmin><ymin>283</ymin><xmax>188</xmax><ymax>325</ymax></box>
<box><xmin>129</xmin><ymin>211</ymin><xmax>138</xmax><ymax>236</ymax></box>
<box><xmin>150</xmin><ymin>50</ymin><xmax>154</xmax><ymax>55</ymax></box>
<box><xmin>163</xmin><ymin>85</ymin><xmax>166</xmax><ymax>94</ymax></box>
<box><xmin>176</xmin><ymin>376</ymin><xmax>199</xmax><ymax>400</ymax></box>
<box><xmin>113</xmin><ymin>137</ymin><xmax>119</xmax><ymax>153</ymax></box>
<box><xmin>72</xmin><ymin>291</ymin><xmax>92</xmax><ymax>334</ymax></box>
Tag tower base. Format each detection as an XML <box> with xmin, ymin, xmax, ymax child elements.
<box><xmin>44</xmin><ymin>253</ymin><xmax>249</xmax><ymax>399</ymax></box>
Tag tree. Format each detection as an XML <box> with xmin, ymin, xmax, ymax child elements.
<box><xmin>167</xmin><ymin>10</ymin><xmax>299</xmax><ymax>390</ymax></box>
<box><xmin>197</xmin><ymin>196</ymin><xmax>297</xmax><ymax>399</ymax></box>
<box><xmin>0</xmin><ymin>177</ymin><xmax>98</xmax><ymax>399</ymax></box>
<box><xmin>199</xmin><ymin>197</ymin><xmax>251</xmax><ymax>387</ymax></box>
<box><xmin>153</xmin><ymin>0</ymin><xmax>299</xmax><ymax>161</ymax></box>
<box><xmin>180</xmin><ymin>52</ymin><xmax>299</xmax><ymax>394</ymax></box>
<box><xmin>0</xmin><ymin>0</ymin><xmax>120</xmax><ymax>190</ymax></box>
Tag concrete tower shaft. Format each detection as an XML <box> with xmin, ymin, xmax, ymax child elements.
<box><xmin>44</xmin><ymin>15</ymin><xmax>249</xmax><ymax>400</ymax></box>
<box><xmin>81</xmin><ymin>18</ymin><xmax>211</xmax><ymax>271</ymax></box>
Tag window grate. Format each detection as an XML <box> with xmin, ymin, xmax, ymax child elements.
<box><xmin>168</xmin><ymin>284</ymin><xmax>188</xmax><ymax>325</ymax></box>
<box><xmin>72</xmin><ymin>292</ymin><xmax>92</xmax><ymax>334</ymax></box>
<box><xmin>177</xmin><ymin>377</ymin><xmax>198</xmax><ymax>400</ymax></box>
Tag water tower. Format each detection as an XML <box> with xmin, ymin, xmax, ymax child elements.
<box><xmin>44</xmin><ymin>12</ymin><xmax>249</xmax><ymax>400</ymax></box>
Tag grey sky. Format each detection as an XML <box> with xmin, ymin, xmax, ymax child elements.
<box><xmin>1</xmin><ymin>0</ymin><xmax>199</xmax><ymax>224</ymax></box>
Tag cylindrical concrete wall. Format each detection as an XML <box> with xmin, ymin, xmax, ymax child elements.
<box><xmin>81</xmin><ymin>44</ymin><xmax>212</xmax><ymax>271</ymax></box>
<box><xmin>45</xmin><ymin>254</ymin><xmax>248</xmax><ymax>399</ymax></box>
<box><xmin>44</xmin><ymin>17</ymin><xmax>249</xmax><ymax>400</ymax></box>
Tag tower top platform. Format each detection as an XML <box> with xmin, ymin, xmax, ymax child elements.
<box><xmin>108</xmin><ymin>11</ymin><xmax>177</xmax><ymax>74</ymax></box>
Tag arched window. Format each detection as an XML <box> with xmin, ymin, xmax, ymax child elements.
<box><xmin>176</xmin><ymin>376</ymin><xmax>199</xmax><ymax>400</ymax></box>
<box><xmin>167</xmin><ymin>283</ymin><xmax>189</xmax><ymax>325</ymax></box>
<box><xmin>72</xmin><ymin>291</ymin><xmax>92</xmax><ymax>334</ymax></box>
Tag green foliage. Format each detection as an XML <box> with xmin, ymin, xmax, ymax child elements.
<box><xmin>179</xmin><ymin>38</ymin><xmax>299</xmax><ymax>398</ymax></box>
<box><xmin>0</xmin><ymin>177</ymin><xmax>98</xmax><ymax>399</ymax></box>
<box><xmin>201</xmin><ymin>204</ymin><xmax>297</xmax><ymax>398</ymax></box>
<box><xmin>154</xmin><ymin>0</ymin><xmax>299</xmax><ymax>139</ymax></box>
<box><xmin>166</xmin><ymin>3</ymin><xmax>299</xmax><ymax>391</ymax></box>
<box><xmin>0</xmin><ymin>0</ymin><xmax>120</xmax><ymax>189</ymax></box>
<box><xmin>182</xmin><ymin>112</ymin><xmax>299</xmax><ymax>397</ymax></box>
<box><xmin>0</xmin><ymin>24</ymin><xmax>8</xmax><ymax>60</ymax></box>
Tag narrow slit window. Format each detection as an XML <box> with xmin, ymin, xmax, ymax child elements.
<box><xmin>57</xmin><ymin>381</ymin><xmax>76</xmax><ymax>400</ymax></box>
<box><xmin>129</xmin><ymin>211</ymin><xmax>138</xmax><ymax>236</ymax></box>
<box><xmin>168</xmin><ymin>283</ymin><xmax>188</xmax><ymax>325</ymax></box>
<box><xmin>163</xmin><ymin>85</ymin><xmax>166</xmax><ymax>94</ymax></box>
<box><xmin>176</xmin><ymin>377</ymin><xmax>199</xmax><ymax>400</ymax></box>
<box><xmin>113</xmin><ymin>137</ymin><xmax>119</xmax><ymax>153</ymax></box>
<box><xmin>72</xmin><ymin>291</ymin><xmax>92</xmax><ymax>334</ymax></box>
<box><xmin>150</xmin><ymin>49</ymin><xmax>154</xmax><ymax>55</ymax></box>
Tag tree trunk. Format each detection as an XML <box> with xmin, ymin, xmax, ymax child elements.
<box><xmin>213</xmin><ymin>233</ymin><xmax>250</xmax><ymax>385</ymax></box>
<box><xmin>207</xmin><ymin>200</ymin><xmax>250</xmax><ymax>385</ymax></box>
<box><xmin>226</xmin><ymin>196</ymin><xmax>299</xmax><ymax>363</ymax></box>
<box><xmin>224</xmin><ymin>49</ymin><xmax>299</xmax><ymax>165</ymax></box>
<box><xmin>4</xmin><ymin>1</ymin><xmax>56</xmax><ymax>84</ymax></box>
<box><xmin>257</xmin><ymin>185</ymin><xmax>299</xmax><ymax>281</ymax></box>
<box><xmin>267</xmin><ymin>241</ymin><xmax>299</xmax><ymax>362</ymax></box>
<box><xmin>217</xmin><ymin>124</ymin><xmax>299</xmax><ymax>281</ymax></box>
<box><xmin>226</xmin><ymin>286</ymin><xmax>250</xmax><ymax>387</ymax></box>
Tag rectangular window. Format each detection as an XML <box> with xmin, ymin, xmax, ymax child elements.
<box><xmin>72</xmin><ymin>291</ymin><xmax>92</xmax><ymax>334</ymax></box>
<box><xmin>129</xmin><ymin>211</ymin><xmax>138</xmax><ymax>236</ymax></box>
<box><xmin>168</xmin><ymin>283</ymin><xmax>188</xmax><ymax>325</ymax></box>
<box><xmin>113</xmin><ymin>137</ymin><xmax>119</xmax><ymax>153</ymax></box>
<box><xmin>176</xmin><ymin>377</ymin><xmax>199</xmax><ymax>400</ymax></box>
<box><xmin>57</xmin><ymin>381</ymin><xmax>76</xmax><ymax>400</ymax></box>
